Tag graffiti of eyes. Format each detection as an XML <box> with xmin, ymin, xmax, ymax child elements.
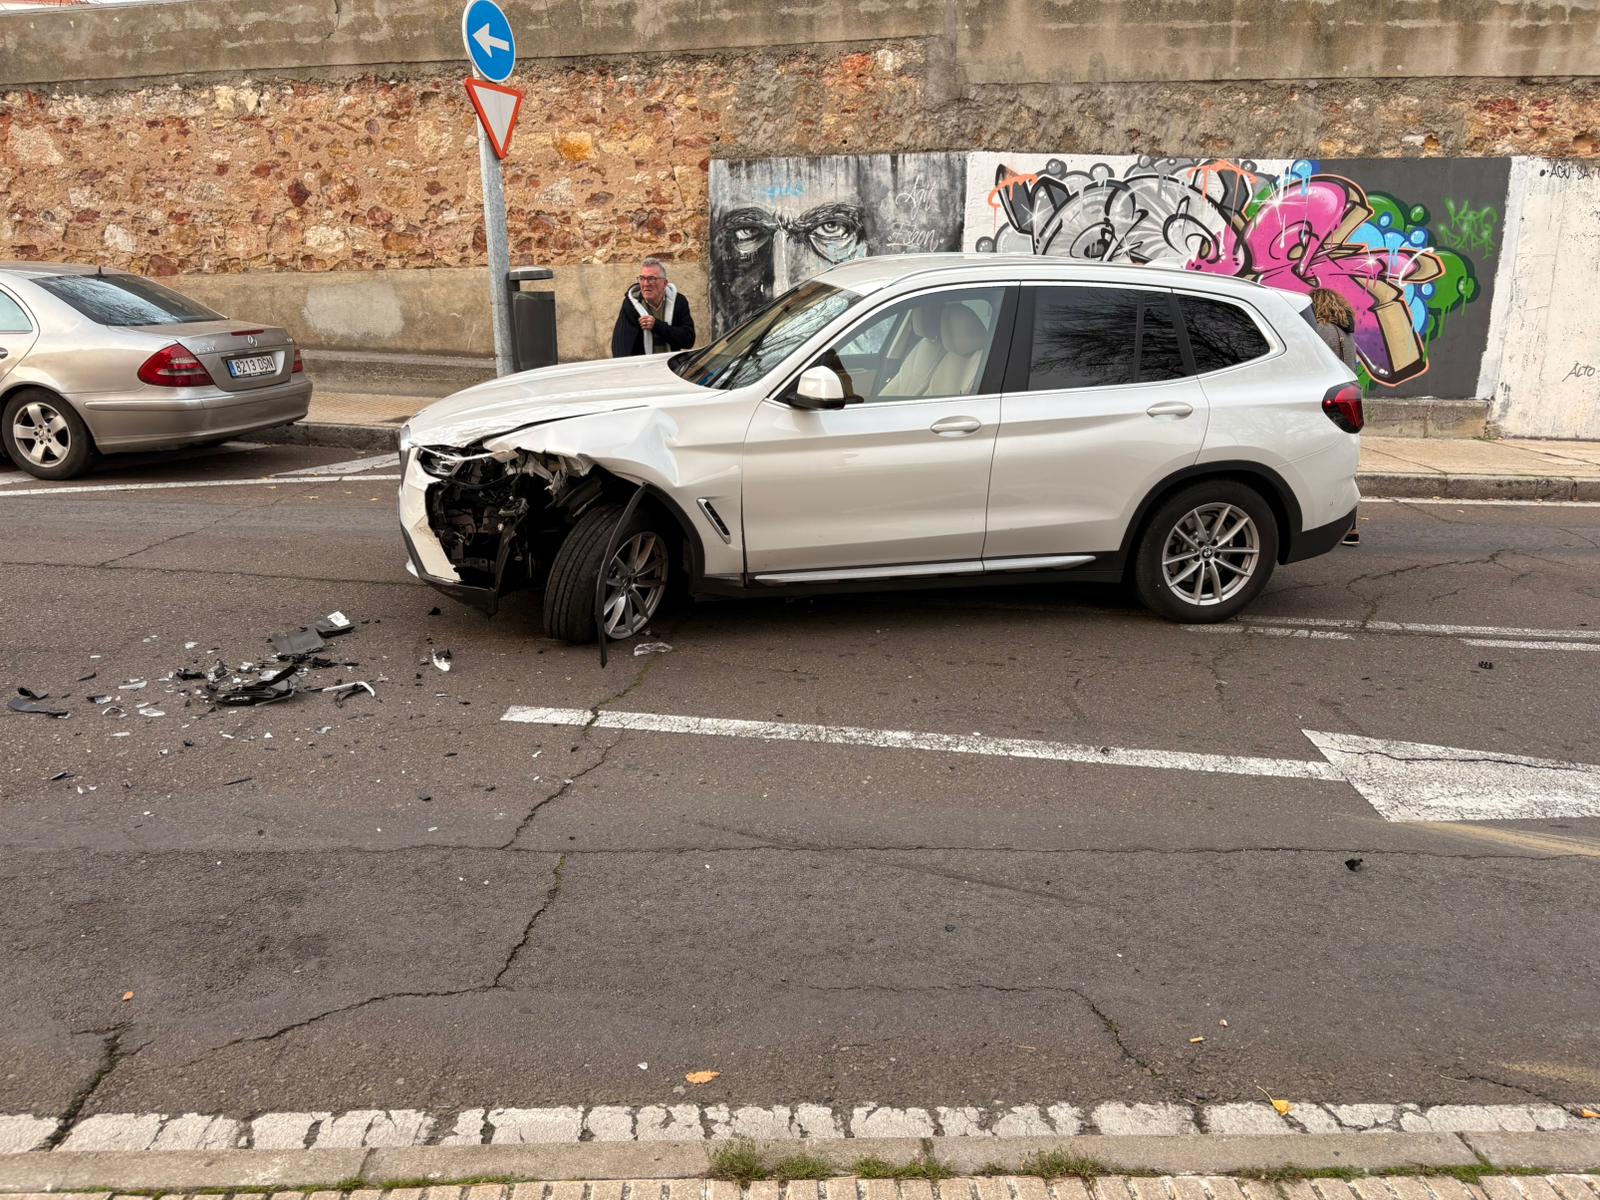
<box><xmin>790</xmin><ymin>205</ymin><xmax>866</xmax><ymax>262</ymax></box>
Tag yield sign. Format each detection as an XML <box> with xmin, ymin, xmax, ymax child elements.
<box><xmin>465</xmin><ymin>78</ymin><xmax>523</xmax><ymax>160</ymax></box>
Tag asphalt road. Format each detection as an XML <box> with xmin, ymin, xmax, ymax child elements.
<box><xmin>1</xmin><ymin>441</ymin><xmax>1597</xmax><ymax>1125</ymax></box>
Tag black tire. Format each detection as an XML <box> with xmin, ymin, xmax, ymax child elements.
<box><xmin>2</xmin><ymin>388</ymin><xmax>98</xmax><ymax>480</ymax></box>
<box><xmin>542</xmin><ymin>501</ymin><xmax>675</xmax><ymax>644</ymax></box>
<box><xmin>1132</xmin><ymin>480</ymin><xmax>1278</xmax><ymax>623</ymax></box>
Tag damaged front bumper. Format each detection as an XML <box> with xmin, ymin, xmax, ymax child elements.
<box><xmin>398</xmin><ymin>439</ymin><xmax>601</xmax><ymax>616</ymax></box>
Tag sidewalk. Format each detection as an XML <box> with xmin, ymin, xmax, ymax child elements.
<box><xmin>262</xmin><ymin>392</ymin><xmax>1600</xmax><ymax>502</ymax></box>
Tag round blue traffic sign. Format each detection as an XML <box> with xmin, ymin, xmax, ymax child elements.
<box><xmin>462</xmin><ymin>0</ymin><xmax>516</xmax><ymax>84</ymax></box>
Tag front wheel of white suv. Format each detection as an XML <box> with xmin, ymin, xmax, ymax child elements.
<box><xmin>1133</xmin><ymin>481</ymin><xmax>1279</xmax><ymax>623</ymax></box>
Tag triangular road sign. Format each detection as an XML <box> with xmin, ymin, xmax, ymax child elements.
<box><xmin>465</xmin><ymin>78</ymin><xmax>523</xmax><ymax>159</ymax></box>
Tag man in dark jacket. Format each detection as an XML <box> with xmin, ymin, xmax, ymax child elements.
<box><xmin>611</xmin><ymin>257</ymin><xmax>696</xmax><ymax>357</ymax></box>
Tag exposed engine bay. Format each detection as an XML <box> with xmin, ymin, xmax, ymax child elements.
<box><xmin>415</xmin><ymin>444</ymin><xmax>605</xmax><ymax>606</ymax></box>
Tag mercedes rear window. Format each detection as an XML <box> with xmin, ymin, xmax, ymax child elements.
<box><xmin>35</xmin><ymin>274</ymin><xmax>222</xmax><ymax>327</ymax></box>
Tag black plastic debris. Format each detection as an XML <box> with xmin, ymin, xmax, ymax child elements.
<box><xmin>1344</xmin><ymin>857</ymin><xmax>1364</xmax><ymax>872</ymax></box>
<box><xmin>17</xmin><ymin>686</ymin><xmax>48</xmax><ymax>700</ymax></box>
<box><xmin>175</xmin><ymin>668</ymin><xmax>208</xmax><ymax>681</ymax></box>
<box><xmin>210</xmin><ymin>676</ymin><xmax>296</xmax><ymax>707</ymax></box>
<box><xmin>9</xmin><ymin>694</ymin><xmax>69</xmax><ymax>718</ymax></box>
<box><xmin>431</xmin><ymin>649</ymin><xmax>453</xmax><ymax>672</ymax></box>
<box><xmin>316</xmin><ymin>611</ymin><xmax>355</xmax><ymax>638</ymax></box>
<box><xmin>324</xmin><ymin>681</ymin><xmax>375</xmax><ymax>705</ymax></box>
<box><xmin>270</xmin><ymin>628</ymin><xmax>325</xmax><ymax>657</ymax></box>
<box><xmin>428</xmin><ymin>606</ymin><xmax>441</xmax><ymax>616</ymax></box>
<box><xmin>1478</xmin><ymin>660</ymin><xmax>1494</xmax><ymax>670</ymax></box>
<box><xmin>50</xmin><ymin>771</ymin><xmax>75</xmax><ymax>782</ymax></box>
<box><xmin>225</xmin><ymin>776</ymin><xmax>253</xmax><ymax>786</ymax></box>
<box><xmin>77</xmin><ymin>672</ymin><xmax>96</xmax><ymax>682</ymax></box>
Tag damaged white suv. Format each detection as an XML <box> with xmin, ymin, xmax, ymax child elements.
<box><xmin>398</xmin><ymin>254</ymin><xmax>1361</xmax><ymax>642</ymax></box>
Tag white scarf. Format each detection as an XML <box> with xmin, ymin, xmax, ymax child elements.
<box><xmin>628</xmin><ymin>282</ymin><xmax>678</xmax><ymax>354</ymax></box>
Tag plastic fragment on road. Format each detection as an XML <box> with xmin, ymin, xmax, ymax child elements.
<box><xmin>119</xmin><ymin>679</ymin><xmax>147</xmax><ymax>690</ymax></box>
<box><xmin>685</xmin><ymin>1070</ymin><xmax>720</xmax><ymax>1084</ymax></box>
<box><xmin>1189</xmin><ymin>1036</ymin><xmax>1205</xmax><ymax>1044</ymax></box>
<box><xmin>1345</xmin><ymin>857</ymin><xmax>1364</xmax><ymax>871</ymax></box>
<box><xmin>210</xmin><ymin>676</ymin><xmax>296</xmax><ymax>707</ymax></box>
<box><xmin>9</xmin><ymin>692</ymin><xmax>69</xmax><ymax>717</ymax></box>
<box><xmin>121</xmin><ymin>991</ymin><xmax>134</xmax><ymax>1002</ymax></box>
<box><xmin>324</xmin><ymin>681</ymin><xmax>375</xmax><ymax>705</ymax></box>
<box><xmin>432</xmin><ymin>649</ymin><xmax>453</xmax><ymax>672</ymax></box>
<box><xmin>1581</xmin><ymin>1108</ymin><xmax>1600</xmax><ymax>1119</ymax></box>
<box><xmin>634</xmin><ymin>642</ymin><xmax>674</xmax><ymax>656</ymax></box>
<box><xmin>316</xmin><ymin>611</ymin><xmax>355</xmax><ymax>637</ymax></box>
<box><xmin>270</xmin><ymin>627</ymin><xmax>326</xmax><ymax>656</ymax></box>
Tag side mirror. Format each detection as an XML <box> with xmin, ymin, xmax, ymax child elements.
<box><xmin>790</xmin><ymin>365</ymin><xmax>848</xmax><ymax>411</ymax></box>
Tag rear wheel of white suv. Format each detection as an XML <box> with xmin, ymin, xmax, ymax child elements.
<box><xmin>1133</xmin><ymin>480</ymin><xmax>1278</xmax><ymax>622</ymax></box>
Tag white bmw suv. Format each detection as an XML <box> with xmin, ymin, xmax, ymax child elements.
<box><xmin>399</xmin><ymin>254</ymin><xmax>1361</xmax><ymax>641</ymax></box>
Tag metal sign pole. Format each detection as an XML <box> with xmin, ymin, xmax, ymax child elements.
<box><xmin>475</xmin><ymin>93</ymin><xmax>514</xmax><ymax>378</ymax></box>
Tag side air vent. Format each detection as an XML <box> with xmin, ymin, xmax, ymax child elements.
<box><xmin>697</xmin><ymin>498</ymin><xmax>732</xmax><ymax>543</ymax></box>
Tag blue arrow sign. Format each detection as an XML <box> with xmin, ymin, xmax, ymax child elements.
<box><xmin>462</xmin><ymin>0</ymin><xmax>516</xmax><ymax>84</ymax></box>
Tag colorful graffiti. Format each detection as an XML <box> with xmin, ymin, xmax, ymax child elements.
<box><xmin>974</xmin><ymin>156</ymin><xmax>1484</xmax><ymax>388</ymax></box>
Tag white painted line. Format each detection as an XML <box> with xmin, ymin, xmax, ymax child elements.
<box><xmin>1365</xmin><ymin>496</ymin><xmax>1600</xmax><ymax>508</ymax></box>
<box><xmin>502</xmin><ymin>706</ymin><xmax>1345</xmax><ymax>781</ymax></box>
<box><xmin>1461</xmin><ymin>638</ymin><xmax>1600</xmax><ymax>653</ymax></box>
<box><xmin>1247</xmin><ymin>616</ymin><xmax>1600</xmax><ymax>642</ymax></box>
<box><xmin>274</xmin><ymin>453</ymin><xmax>399</xmax><ymax>477</ymax></box>
<box><xmin>0</xmin><ymin>474</ymin><xmax>400</xmax><ymax>497</ymax></box>
<box><xmin>1182</xmin><ymin>625</ymin><xmax>1354</xmax><ymax>640</ymax></box>
<box><xmin>4</xmin><ymin>1100</ymin><xmax>1598</xmax><ymax>1152</ymax></box>
<box><xmin>1304</xmin><ymin>730</ymin><xmax>1600</xmax><ymax>822</ymax></box>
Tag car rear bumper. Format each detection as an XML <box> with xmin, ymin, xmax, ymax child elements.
<box><xmin>1284</xmin><ymin>504</ymin><xmax>1359</xmax><ymax>563</ymax></box>
<box><xmin>78</xmin><ymin>378</ymin><xmax>313</xmax><ymax>451</ymax></box>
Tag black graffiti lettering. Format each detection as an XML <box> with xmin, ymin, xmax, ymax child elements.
<box><xmin>1561</xmin><ymin>360</ymin><xmax>1597</xmax><ymax>382</ymax></box>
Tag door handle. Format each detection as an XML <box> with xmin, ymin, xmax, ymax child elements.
<box><xmin>1146</xmin><ymin>400</ymin><xmax>1193</xmax><ymax>418</ymax></box>
<box><xmin>930</xmin><ymin>416</ymin><xmax>982</xmax><ymax>436</ymax></box>
<box><xmin>0</xmin><ymin>349</ymin><xmax>8</xmax><ymax>360</ymax></box>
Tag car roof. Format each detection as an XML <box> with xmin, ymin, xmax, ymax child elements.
<box><xmin>816</xmin><ymin>252</ymin><xmax>1290</xmax><ymax>306</ymax></box>
<box><xmin>0</xmin><ymin>262</ymin><xmax>114</xmax><ymax>279</ymax></box>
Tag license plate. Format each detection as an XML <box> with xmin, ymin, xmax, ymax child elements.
<box><xmin>227</xmin><ymin>354</ymin><xmax>276</xmax><ymax>379</ymax></box>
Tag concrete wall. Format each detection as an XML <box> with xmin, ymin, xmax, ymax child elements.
<box><xmin>175</xmin><ymin>261</ymin><xmax>709</xmax><ymax>364</ymax></box>
<box><xmin>1483</xmin><ymin>160</ymin><xmax>1600</xmax><ymax>440</ymax></box>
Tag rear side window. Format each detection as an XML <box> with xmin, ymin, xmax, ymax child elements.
<box><xmin>0</xmin><ymin>291</ymin><xmax>31</xmax><ymax>334</ymax></box>
<box><xmin>34</xmin><ymin>274</ymin><xmax>221</xmax><ymax>328</ymax></box>
<box><xmin>1026</xmin><ymin>286</ymin><xmax>1186</xmax><ymax>391</ymax></box>
<box><xmin>1181</xmin><ymin>295</ymin><xmax>1271</xmax><ymax>374</ymax></box>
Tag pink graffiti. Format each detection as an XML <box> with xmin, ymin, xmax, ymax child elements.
<box><xmin>1190</xmin><ymin>174</ymin><xmax>1444</xmax><ymax>384</ymax></box>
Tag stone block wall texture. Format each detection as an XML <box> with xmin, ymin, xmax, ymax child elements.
<box><xmin>0</xmin><ymin>0</ymin><xmax>1597</xmax><ymax>388</ymax></box>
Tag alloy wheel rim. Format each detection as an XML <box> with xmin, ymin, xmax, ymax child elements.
<box><xmin>601</xmin><ymin>532</ymin><xmax>668</xmax><ymax>639</ymax></box>
<box><xmin>1161</xmin><ymin>502</ymin><xmax>1259</xmax><ymax>607</ymax></box>
<box><xmin>12</xmin><ymin>401</ymin><xmax>70</xmax><ymax>467</ymax></box>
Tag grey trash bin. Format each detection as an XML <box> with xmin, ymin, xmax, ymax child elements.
<box><xmin>508</xmin><ymin>266</ymin><xmax>557</xmax><ymax>372</ymax></box>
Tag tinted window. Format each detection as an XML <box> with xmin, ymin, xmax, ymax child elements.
<box><xmin>34</xmin><ymin>274</ymin><xmax>221</xmax><ymax>328</ymax></box>
<box><xmin>0</xmin><ymin>292</ymin><xmax>30</xmax><ymax>334</ymax></box>
<box><xmin>1181</xmin><ymin>295</ymin><xmax>1271</xmax><ymax>374</ymax></box>
<box><xmin>1027</xmin><ymin>287</ymin><xmax>1185</xmax><ymax>390</ymax></box>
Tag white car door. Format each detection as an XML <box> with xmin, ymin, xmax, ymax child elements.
<box><xmin>983</xmin><ymin>283</ymin><xmax>1210</xmax><ymax>561</ymax></box>
<box><xmin>741</xmin><ymin>285</ymin><xmax>1014</xmax><ymax>578</ymax></box>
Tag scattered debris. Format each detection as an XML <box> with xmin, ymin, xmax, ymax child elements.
<box><xmin>49</xmin><ymin>771</ymin><xmax>75</xmax><ymax>782</ymax></box>
<box><xmin>1257</xmin><ymin>1087</ymin><xmax>1291</xmax><ymax>1115</ymax></box>
<box><xmin>685</xmin><ymin>1070</ymin><xmax>721</xmax><ymax>1085</ymax></box>
<box><xmin>210</xmin><ymin>675</ymin><xmax>296</xmax><ymax>707</ymax></box>
<box><xmin>17</xmin><ymin>686</ymin><xmax>48</xmax><ymax>700</ymax></box>
<box><xmin>1478</xmin><ymin>660</ymin><xmax>1494</xmax><ymax>670</ymax></box>
<box><xmin>77</xmin><ymin>671</ymin><xmax>96</xmax><ymax>682</ymax></box>
<box><xmin>428</xmin><ymin>606</ymin><xmax>441</xmax><ymax>616</ymax></box>
<box><xmin>944</xmin><ymin>923</ymin><xmax>957</xmax><ymax>932</ymax></box>
<box><xmin>1219</xmin><ymin>1019</ymin><xmax>1229</xmax><ymax>1028</ymax></box>
<box><xmin>89</xmin><ymin>694</ymin><xmax>112</xmax><ymax>705</ymax></box>
<box><xmin>634</xmin><ymin>642</ymin><xmax>674</xmax><ymax>656</ymax></box>
<box><xmin>119</xmin><ymin>679</ymin><xmax>148</xmax><ymax>690</ymax></box>
<box><xmin>225</xmin><ymin>777</ymin><xmax>253</xmax><ymax>786</ymax></box>
<box><xmin>325</xmin><ymin>681</ymin><xmax>375</xmax><ymax>705</ymax></box>
<box><xmin>431</xmin><ymin>649</ymin><xmax>453</xmax><ymax>672</ymax></box>
<box><xmin>270</xmin><ymin>627</ymin><xmax>325</xmax><ymax>657</ymax></box>
<box><xmin>1188</xmin><ymin>1036</ymin><xmax>1205</xmax><ymax>1044</ymax></box>
<box><xmin>1579</xmin><ymin>1108</ymin><xmax>1600</xmax><ymax>1119</ymax></box>
<box><xmin>1345</xmin><ymin>857</ymin><xmax>1364</xmax><ymax>872</ymax></box>
<box><xmin>175</xmin><ymin>668</ymin><xmax>208</xmax><ymax>681</ymax></box>
<box><xmin>121</xmin><ymin>991</ymin><xmax>134</xmax><ymax>1002</ymax></box>
<box><xmin>9</xmin><ymin>694</ymin><xmax>69</xmax><ymax>718</ymax></box>
<box><xmin>138</xmin><ymin>707</ymin><xmax>166</xmax><ymax>718</ymax></box>
<box><xmin>315</xmin><ymin>611</ymin><xmax>355</xmax><ymax>638</ymax></box>
<box><xmin>638</xmin><ymin>1062</ymin><xmax>649</xmax><ymax>1071</ymax></box>
<box><xmin>185</xmin><ymin>641</ymin><xmax>199</xmax><ymax>650</ymax></box>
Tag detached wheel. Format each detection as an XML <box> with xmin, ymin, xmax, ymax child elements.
<box><xmin>1133</xmin><ymin>481</ymin><xmax>1278</xmax><ymax>622</ymax></box>
<box><xmin>3</xmin><ymin>389</ymin><xmax>97</xmax><ymax>480</ymax></box>
<box><xmin>542</xmin><ymin>501</ymin><xmax>673</xmax><ymax>644</ymax></box>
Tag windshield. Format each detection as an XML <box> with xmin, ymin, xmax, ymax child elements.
<box><xmin>35</xmin><ymin>274</ymin><xmax>222</xmax><ymax>327</ymax></box>
<box><xmin>671</xmin><ymin>280</ymin><xmax>862</xmax><ymax>390</ymax></box>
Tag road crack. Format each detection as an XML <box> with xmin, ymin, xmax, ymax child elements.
<box><xmin>44</xmin><ymin>1025</ymin><xmax>145</xmax><ymax>1148</ymax></box>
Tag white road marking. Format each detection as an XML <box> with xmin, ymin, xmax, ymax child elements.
<box><xmin>1365</xmin><ymin>496</ymin><xmax>1600</xmax><ymax>507</ymax></box>
<box><xmin>0</xmin><ymin>474</ymin><xmax>400</xmax><ymax>497</ymax></box>
<box><xmin>500</xmin><ymin>706</ymin><xmax>1344</xmax><ymax>781</ymax></box>
<box><xmin>1246</xmin><ymin>616</ymin><xmax>1600</xmax><ymax>642</ymax></box>
<box><xmin>1462</xmin><ymin>638</ymin><xmax>1600</xmax><ymax>652</ymax></box>
<box><xmin>1182</xmin><ymin>625</ymin><xmax>1354</xmax><ymax>640</ymax></box>
<box><xmin>3</xmin><ymin>1101</ymin><xmax>1594</xmax><ymax>1152</ymax></box>
<box><xmin>274</xmin><ymin>453</ymin><xmax>399</xmax><ymax>477</ymax></box>
<box><xmin>503</xmin><ymin>707</ymin><xmax>1600</xmax><ymax>824</ymax></box>
<box><xmin>1304</xmin><ymin>730</ymin><xmax>1600</xmax><ymax>822</ymax></box>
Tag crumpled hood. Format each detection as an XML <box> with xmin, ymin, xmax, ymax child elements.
<box><xmin>405</xmin><ymin>355</ymin><xmax>707</xmax><ymax>447</ymax></box>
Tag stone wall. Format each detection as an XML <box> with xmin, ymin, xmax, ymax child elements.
<box><xmin>1</xmin><ymin>1</ymin><xmax>1598</xmax><ymax>369</ymax></box>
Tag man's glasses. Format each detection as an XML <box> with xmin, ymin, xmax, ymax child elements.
<box><xmin>638</xmin><ymin>275</ymin><xmax>664</xmax><ymax>283</ymax></box>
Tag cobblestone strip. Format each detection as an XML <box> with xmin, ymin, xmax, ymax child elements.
<box><xmin>2</xmin><ymin>1103</ymin><xmax>1596</xmax><ymax>1153</ymax></box>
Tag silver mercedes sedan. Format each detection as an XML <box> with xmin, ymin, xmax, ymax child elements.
<box><xmin>0</xmin><ymin>263</ymin><xmax>312</xmax><ymax>479</ymax></box>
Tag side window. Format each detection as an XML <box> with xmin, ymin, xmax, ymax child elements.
<box><xmin>1181</xmin><ymin>295</ymin><xmax>1271</xmax><ymax>374</ymax></box>
<box><xmin>0</xmin><ymin>291</ymin><xmax>32</xmax><ymax>334</ymax></box>
<box><xmin>806</xmin><ymin>287</ymin><xmax>1006</xmax><ymax>403</ymax></box>
<box><xmin>1026</xmin><ymin>286</ymin><xmax>1186</xmax><ymax>390</ymax></box>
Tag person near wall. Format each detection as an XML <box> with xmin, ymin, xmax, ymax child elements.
<box><xmin>1310</xmin><ymin>287</ymin><xmax>1364</xmax><ymax>547</ymax></box>
<box><xmin>611</xmin><ymin>258</ymin><xmax>696</xmax><ymax>357</ymax></box>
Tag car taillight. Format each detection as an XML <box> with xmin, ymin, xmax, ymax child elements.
<box><xmin>1322</xmin><ymin>384</ymin><xmax>1364</xmax><ymax>433</ymax></box>
<box><xmin>138</xmin><ymin>344</ymin><xmax>212</xmax><ymax>387</ymax></box>
<box><xmin>292</xmin><ymin>348</ymin><xmax>304</xmax><ymax>374</ymax></box>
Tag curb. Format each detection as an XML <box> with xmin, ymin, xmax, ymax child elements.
<box><xmin>0</xmin><ymin>1132</ymin><xmax>1596</xmax><ymax>1192</ymax></box>
<box><xmin>256</xmin><ymin>421</ymin><xmax>401</xmax><ymax>453</ymax></box>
